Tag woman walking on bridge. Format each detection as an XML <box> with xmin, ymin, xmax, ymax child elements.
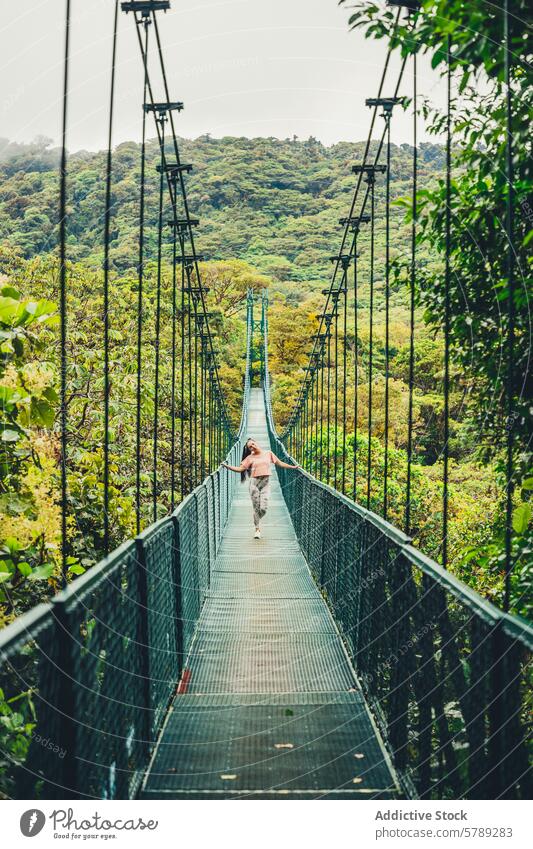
<box><xmin>222</xmin><ymin>438</ymin><xmax>298</xmax><ymax>539</ymax></box>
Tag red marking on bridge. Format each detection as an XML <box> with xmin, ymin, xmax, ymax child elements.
<box><xmin>177</xmin><ymin>668</ymin><xmax>191</xmax><ymax>694</ymax></box>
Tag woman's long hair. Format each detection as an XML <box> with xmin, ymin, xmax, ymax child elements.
<box><xmin>241</xmin><ymin>439</ymin><xmax>253</xmax><ymax>483</ymax></box>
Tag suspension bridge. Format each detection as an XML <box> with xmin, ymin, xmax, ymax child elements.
<box><xmin>0</xmin><ymin>1</ymin><xmax>531</xmax><ymax>801</ymax></box>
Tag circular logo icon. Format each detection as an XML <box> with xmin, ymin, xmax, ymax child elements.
<box><xmin>20</xmin><ymin>809</ymin><xmax>46</xmax><ymax>837</ymax></box>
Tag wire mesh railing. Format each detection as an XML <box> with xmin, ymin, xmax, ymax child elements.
<box><xmin>0</xmin><ymin>296</ymin><xmax>253</xmax><ymax>801</ymax></box>
<box><xmin>262</xmin><ymin>292</ymin><xmax>533</xmax><ymax>800</ymax></box>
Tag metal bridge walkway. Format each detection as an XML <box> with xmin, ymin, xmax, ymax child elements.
<box><xmin>141</xmin><ymin>389</ymin><xmax>397</xmax><ymax>799</ymax></box>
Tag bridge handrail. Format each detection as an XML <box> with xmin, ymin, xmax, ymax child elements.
<box><xmin>262</xmin><ymin>291</ymin><xmax>532</xmax><ymax>800</ymax></box>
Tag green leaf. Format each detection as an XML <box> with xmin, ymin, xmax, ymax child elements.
<box><xmin>2</xmin><ymin>537</ymin><xmax>21</xmax><ymax>554</ymax></box>
<box><xmin>30</xmin><ymin>397</ymin><xmax>54</xmax><ymax>428</ymax></box>
<box><xmin>0</xmin><ymin>493</ymin><xmax>34</xmax><ymax>516</ymax></box>
<box><xmin>512</xmin><ymin>503</ymin><xmax>531</xmax><ymax>535</ymax></box>
<box><xmin>68</xmin><ymin>564</ymin><xmax>86</xmax><ymax>576</ymax></box>
<box><xmin>0</xmin><ymin>385</ymin><xmax>18</xmax><ymax>408</ymax></box>
<box><xmin>0</xmin><ymin>297</ymin><xmax>21</xmax><ymax>325</ymax></box>
<box><xmin>0</xmin><ymin>286</ymin><xmax>21</xmax><ymax>300</ymax></box>
<box><xmin>28</xmin><ymin>299</ymin><xmax>57</xmax><ymax>321</ymax></box>
<box><xmin>1</xmin><ymin>428</ymin><xmax>21</xmax><ymax>443</ymax></box>
<box><xmin>0</xmin><ymin>572</ymin><xmax>12</xmax><ymax>584</ymax></box>
<box><xmin>28</xmin><ymin>564</ymin><xmax>55</xmax><ymax>582</ymax></box>
<box><xmin>17</xmin><ymin>562</ymin><xmax>32</xmax><ymax>578</ymax></box>
<box><xmin>521</xmin><ymin>478</ymin><xmax>533</xmax><ymax>491</ymax></box>
<box><xmin>42</xmin><ymin>387</ymin><xmax>59</xmax><ymax>404</ymax></box>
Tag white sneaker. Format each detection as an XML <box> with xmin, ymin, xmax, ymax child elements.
<box><xmin>254</xmin><ymin>529</ymin><xmax>261</xmax><ymax>539</ymax></box>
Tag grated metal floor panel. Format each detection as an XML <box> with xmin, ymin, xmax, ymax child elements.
<box><xmin>186</xmin><ymin>633</ymin><xmax>355</xmax><ymax>693</ymax></box>
<box><xmin>198</xmin><ymin>598</ymin><xmax>336</xmax><ymax>634</ymax></box>
<box><xmin>141</xmin><ymin>389</ymin><xmax>398</xmax><ymax>799</ymax></box>
<box><xmin>207</xmin><ymin>572</ymin><xmax>320</xmax><ymax>599</ymax></box>
<box><xmin>142</xmin><ymin>703</ymin><xmax>396</xmax><ymax>798</ymax></box>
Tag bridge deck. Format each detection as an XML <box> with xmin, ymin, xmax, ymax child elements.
<box><xmin>141</xmin><ymin>389</ymin><xmax>398</xmax><ymax>799</ymax></box>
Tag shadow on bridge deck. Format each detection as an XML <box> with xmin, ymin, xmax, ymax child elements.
<box><xmin>140</xmin><ymin>390</ymin><xmax>398</xmax><ymax>799</ymax></box>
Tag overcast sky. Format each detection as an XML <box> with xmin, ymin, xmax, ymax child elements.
<box><xmin>1</xmin><ymin>0</ymin><xmax>445</xmax><ymax>152</ymax></box>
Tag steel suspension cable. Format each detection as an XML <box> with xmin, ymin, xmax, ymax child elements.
<box><xmin>503</xmin><ymin>0</ymin><xmax>515</xmax><ymax>612</ymax></box>
<box><xmin>442</xmin><ymin>36</ymin><xmax>452</xmax><ymax>569</ymax></box>
<box><xmin>59</xmin><ymin>0</ymin><xmax>71</xmax><ymax>585</ymax></box>
<box><xmin>342</xmin><ymin>274</ymin><xmax>348</xmax><ymax>494</ymax></box>
<box><xmin>194</xmin><ymin>299</ymin><xmax>199</xmax><ymax>484</ymax></box>
<box><xmin>207</xmin><ymin>360</ymin><xmax>211</xmax><ymax>474</ymax></box>
<box><xmin>326</xmin><ymin>316</ymin><xmax>332</xmax><ymax>484</ymax></box>
<box><xmin>209</xmin><ymin>365</ymin><xmax>214</xmax><ymax>472</ymax></box>
<box><xmin>304</xmin><ymin>396</ymin><xmax>307</xmax><ymax>464</ymax></box>
<box><xmin>200</xmin><ymin>324</ymin><xmax>206</xmax><ymax>480</ymax></box>
<box><xmin>405</xmin><ymin>47</ymin><xmax>417</xmax><ymax>536</ymax></box>
<box><xmin>319</xmin><ymin>341</ymin><xmax>325</xmax><ymax>479</ymax></box>
<box><xmin>302</xmin><ymin>387</ymin><xmax>306</xmax><ymax>465</ymax></box>
<box><xmin>383</xmin><ymin>112</ymin><xmax>392</xmax><ymax>520</ymax></box>
<box><xmin>135</xmin><ymin>16</ymin><xmax>149</xmax><ymax>533</ymax></box>
<box><xmin>169</xmin><ymin>209</ymin><xmax>178</xmax><ymax>511</ymax></box>
<box><xmin>310</xmin><ymin>369</ymin><xmax>316</xmax><ymax>473</ymax></box>
<box><xmin>353</xmin><ymin>243</ymin><xmax>358</xmax><ymax>500</ymax></box>
<box><xmin>334</xmin><ymin>295</ymin><xmax>339</xmax><ymax>489</ymax></box>
<box><xmin>187</xmin><ymin>294</ymin><xmax>194</xmax><ymax>487</ymax></box>
<box><xmin>315</xmin><ymin>351</ymin><xmax>320</xmax><ymax>473</ymax></box>
<box><xmin>103</xmin><ymin>0</ymin><xmax>119</xmax><ymax>554</ymax></box>
<box><xmin>366</xmin><ymin>177</ymin><xmax>376</xmax><ymax>510</ymax></box>
<box><xmin>303</xmin><ymin>387</ymin><xmax>308</xmax><ymax>466</ymax></box>
<box><xmin>152</xmin><ymin>113</ymin><xmax>166</xmax><ymax>522</ymax></box>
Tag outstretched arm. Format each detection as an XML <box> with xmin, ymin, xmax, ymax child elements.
<box><xmin>274</xmin><ymin>458</ymin><xmax>299</xmax><ymax>470</ymax></box>
<box><xmin>222</xmin><ymin>462</ymin><xmax>246</xmax><ymax>473</ymax></box>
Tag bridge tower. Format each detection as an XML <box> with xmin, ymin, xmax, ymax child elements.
<box><xmin>248</xmin><ymin>288</ymin><xmax>266</xmax><ymax>386</ymax></box>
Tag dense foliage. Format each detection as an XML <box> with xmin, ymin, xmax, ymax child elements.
<box><xmin>0</xmin><ymin>134</ymin><xmax>443</xmax><ymax>279</ymax></box>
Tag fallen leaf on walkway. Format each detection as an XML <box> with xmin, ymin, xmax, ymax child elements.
<box><xmin>220</xmin><ymin>774</ymin><xmax>237</xmax><ymax>780</ymax></box>
<box><xmin>353</xmin><ymin>753</ymin><xmax>365</xmax><ymax>759</ymax></box>
<box><xmin>274</xmin><ymin>743</ymin><xmax>294</xmax><ymax>749</ymax></box>
<box><xmin>352</xmin><ymin>777</ymin><xmax>363</xmax><ymax>784</ymax></box>
<box><xmin>284</xmin><ymin>708</ymin><xmax>294</xmax><ymax>716</ymax></box>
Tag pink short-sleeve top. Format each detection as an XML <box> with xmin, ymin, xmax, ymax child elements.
<box><xmin>241</xmin><ymin>450</ymin><xmax>279</xmax><ymax>478</ymax></box>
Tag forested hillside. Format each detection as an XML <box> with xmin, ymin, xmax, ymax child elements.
<box><xmin>0</xmin><ymin>134</ymin><xmax>443</xmax><ymax>278</ymax></box>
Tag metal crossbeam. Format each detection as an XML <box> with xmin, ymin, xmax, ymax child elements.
<box><xmin>387</xmin><ymin>0</ymin><xmax>421</xmax><ymax>11</ymax></box>
<box><xmin>329</xmin><ymin>254</ymin><xmax>352</xmax><ymax>269</ymax></box>
<box><xmin>176</xmin><ymin>255</ymin><xmax>205</xmax><ymax>264</ymax></box>
<box><xmin>167</xmin><ymin>217</ymin><xmax>200</xmax><ymax>229</ymax></box>
<box><xmin>121</xmin><ymin>1</ymin><xmax>170</xmax><ymax>13</ymax></box>
<box><xmin>156</xmin><ymin>162</ymin><xmax>193</xmax><ymax>174</ymax></box>
<box><xmin>352</xmin><ymin>164</ymin><xmax>387</xmax><ymax>174</ymax></box>
<box><xmin>144</xmin><ymin>101</ymin><xmax>184</xmax><ymax>115</ymax></box>
<box><xmin>339</xmin><ymin>214</ymin><xmax>371</xmax><ymax>229</ymax></box>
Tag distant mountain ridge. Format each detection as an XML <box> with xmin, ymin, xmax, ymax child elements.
<box><xmin>0</xmin><ymin>134</ymin><xmax>443</xmax><ymax>282</ymax></box>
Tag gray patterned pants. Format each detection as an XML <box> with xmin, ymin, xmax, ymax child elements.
<box><xmin>249</xmin><ymin>475</ymin><xmax>270</xmax><ymax>527</ymax></box>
